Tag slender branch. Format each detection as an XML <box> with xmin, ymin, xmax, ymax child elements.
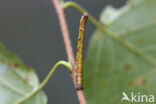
<box><xmin>61</xmin><ymin>1</ymin><xmax>156</xmax><ymax>66</ymax></box>
<box><xmin>15</xmin><ymin>61</ymin><xmax>72</xmax><ymax>104</ymax></box>
<box><xmin>52</xmin><ymin>0</ymin><xmax>88</xmax><ymax>104</ymax></box>
<box><xmin>52</xmin><ymin>0</ymin><xmax>75</xmax><ymax>67</ymax></box>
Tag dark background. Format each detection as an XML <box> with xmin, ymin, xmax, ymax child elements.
<box><xmin>0</xmin><ymin>0</ymin><xmax>126</xmax><ymax>103</ymax></box>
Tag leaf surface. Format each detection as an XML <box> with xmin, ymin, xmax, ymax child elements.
<box><xmin>0</xmin><ymin>43</ymin><xmax>47</xmax><ymax>104</ymax></box>
<box><xmin>84</xmin><ymin>0</ymin><xmax>156</xmax><ymax>104</ymax></box>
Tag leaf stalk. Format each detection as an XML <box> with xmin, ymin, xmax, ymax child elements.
<box><xmin>15</xmin><ymin>61</ymin><xmax>72</xmax><ymax>104</ymax></box>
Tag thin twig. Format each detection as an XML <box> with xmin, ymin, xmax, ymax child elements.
<box><xmin>52</xmin><ymin>0</ymin><xmax>75</xmax><ymax>66</ymax></box>
<box><xmin>51</xmin><ymin>0</ymin><xmax>88</xmax><ymax>104</ymax></box>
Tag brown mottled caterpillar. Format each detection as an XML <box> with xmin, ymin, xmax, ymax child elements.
<box><xmin>76</xmin><ymin>12</ymin><xmax>88</xmax><ymax>90</ymax></box>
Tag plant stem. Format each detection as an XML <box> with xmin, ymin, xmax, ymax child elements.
<box><xmin>62</xmin><ymin>1</ymin><xmax>156</xmax><ymax>66</ymax></box>
<box><xmin>52</xmin><ymin>0</ymin><xmax>76</xmax><ymax>67</ymax></box>
<box><xmin>51</xmin><ymin>0</ymin><xmax>88</xmax><ymax>104</ymax></box>
<box><xmin>15</xmin><ymin>61</ymin><xmax>72</xmax><ymax>104</ymax></box>
<box><xmin>61</xmin><ymin>1</ymin><xmax>98</xmax><ymax>30</ymax></box>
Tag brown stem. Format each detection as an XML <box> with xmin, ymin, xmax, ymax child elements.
<box><xmin>52</xmin><ymin>0</ymin><xmax>75</xmax><ymax>66</ymax></box>
<box><xmin>51</xmin><ymin>0</ymin><xmax>88</xmax><ymax>104</ymax></box>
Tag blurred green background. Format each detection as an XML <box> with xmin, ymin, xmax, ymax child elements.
<box><xmin>0</xmin><ymin>0</ymin><xmax>126</xmax><ymax>103</ymax></box>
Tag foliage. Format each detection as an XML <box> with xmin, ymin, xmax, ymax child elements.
<box><xmin>0</xmin><ymin>0</ymin><xmax>156</xmax><ymax>103</ymax></box>
<box><xmin>0</xmin><ymin>43</ymin><xmax>47</xmax><ymax>104</ymax></box>
<box><xmin>84</xmin><ymin>0</ymin><xmax>156</xmax><ymax>104</ymax></box>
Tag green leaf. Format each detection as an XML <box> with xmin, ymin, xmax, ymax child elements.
<box><xmin>84</xmin><ymin>0</ymin><xmax>156</xmax><ymax>104</ymax></box>
<box><xmin>0</xmin><ymin>43</ymin><xmax>47</xmax><ymax>104</ymax></box>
